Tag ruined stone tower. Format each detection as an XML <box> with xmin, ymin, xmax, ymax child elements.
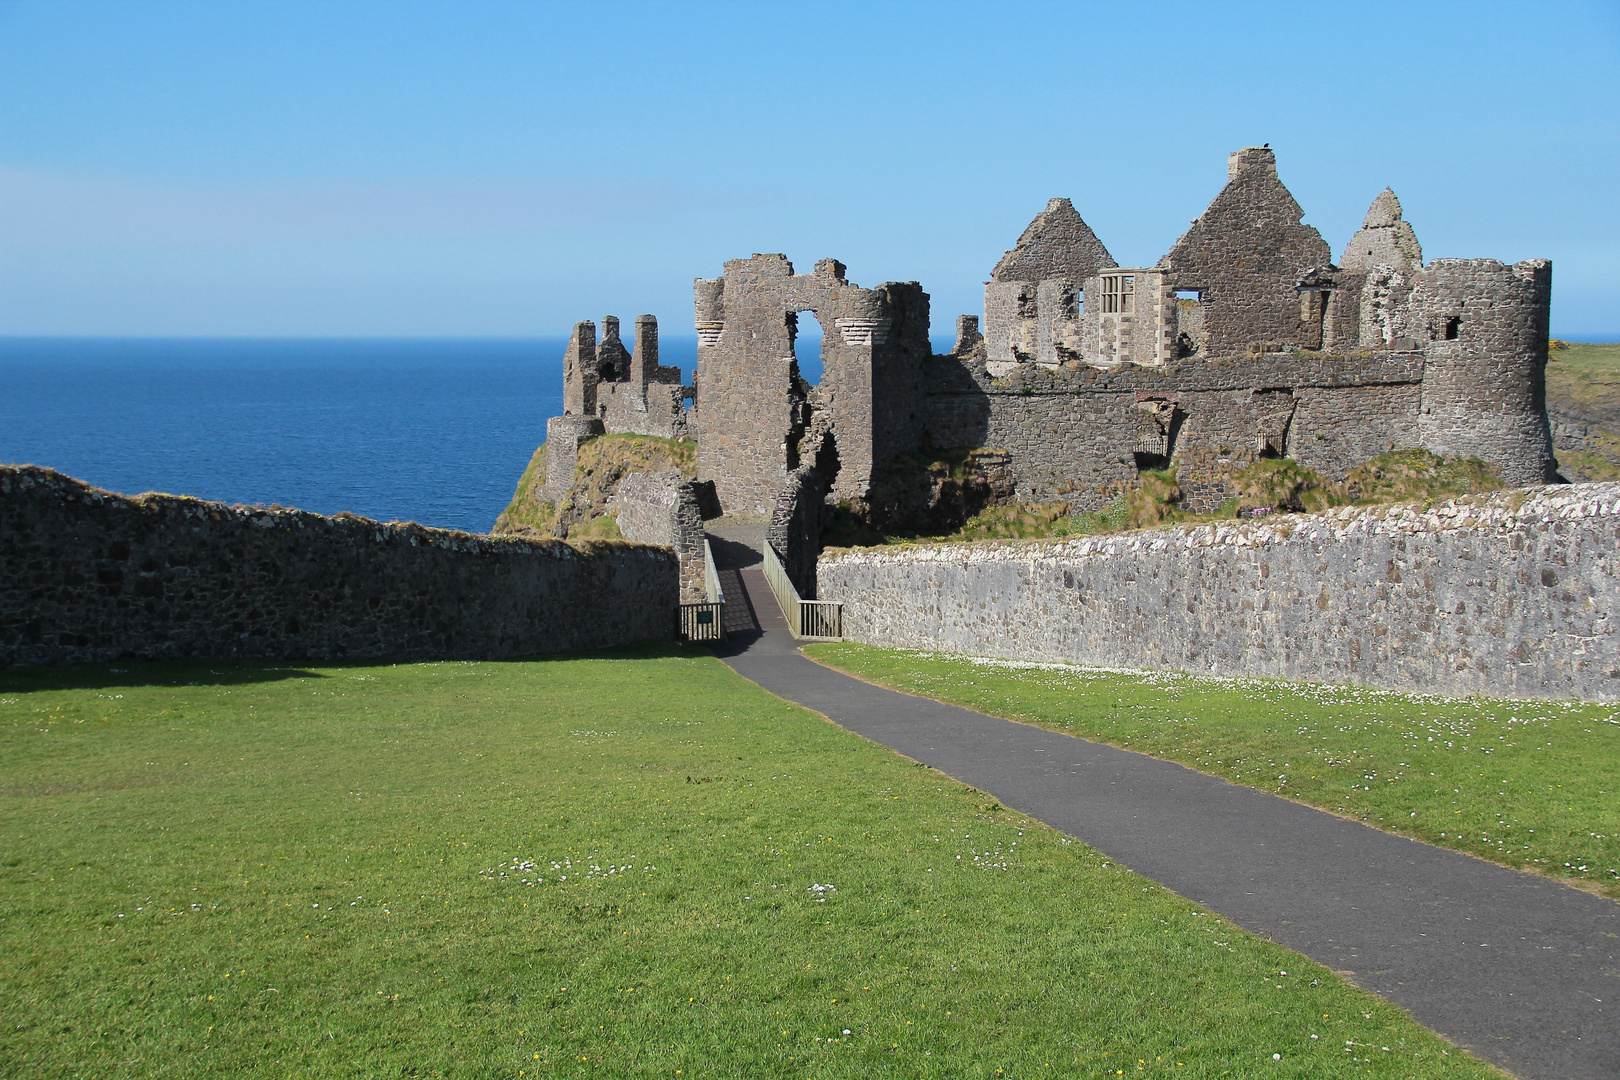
<box><xmin>690</xmin><ymin>254</ymin><xmax>931</xmax><ymax>515</ymax></box>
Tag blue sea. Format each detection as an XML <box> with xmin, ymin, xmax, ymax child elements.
<box><xmin>1</xmin><ymin>333</ymin><xmax>961</xmax><ymax>531</ymax></box>
<box><xmin>0</xmin><ymin>337</ymin><xmax>692</xmax><ymax>534</ymax></box>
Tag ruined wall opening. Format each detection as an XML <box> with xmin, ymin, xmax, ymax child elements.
<box><xmin>1444</xmin><ymin>315</ymin><xmax>1461</xmax><ymax>341</ymax></box>
<box><xmin>1134</xmin><ymin>451</ymin><xmax>1170</xmax><ymax>471</ymax></box>
<box><xmin>1299</xmin><ymin>289</ymin><xmax>1331</xmax><ymax>349</ymax></box>
<box><xmin>788</xmin><ymin>309</ymin><xmax>827</xmax><ymax>386</ymax></box>
<box><xmin>814</xmin><ymin>431</ymin><xmax>842</xmax><ymax>490</ymax></box>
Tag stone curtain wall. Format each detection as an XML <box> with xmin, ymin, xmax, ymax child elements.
<box><xmin>920</xmin><ymin>352</ymin><xmax>1426</xmax><ymax>508</ymax></box>
<box><xmin>1</xmin><ymin>467</ymin><xmax>677</xmax><ymax>668</ymax></box>
<box><xmin>611</xmin><ymin>472</ymin><xmax>708</xmax><ymax>602</ymax></box>
<box><xmin>819</xmin><ymin>483</ymin><xmax>1620</xmax><ymax>702</ymax></box>
<box><xmin>766</xmin><ymin>465</ymin><xmax>830</xmax><ymax>598</ymax></box>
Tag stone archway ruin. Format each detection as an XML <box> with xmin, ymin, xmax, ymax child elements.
<box><xmin>692</xmin><ymin>255</ymin><xmax>931</xmax><ymax>515</ymax></box>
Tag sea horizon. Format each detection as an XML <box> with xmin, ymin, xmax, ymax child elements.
<box><xmin>3</xmin><ymin>332</ymin><xmax>1608</xmax><ymax>535</ymax></box>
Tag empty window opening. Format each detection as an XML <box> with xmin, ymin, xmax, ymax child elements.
<box><xmin>1174</xmin><ymin>289</ymin><xmax>1204</xmax><ymax>302</ymax></box>
<box><xmin>1134</xmin><ymin>451</ymin><xmax>1170</xmax><ymax>472</ymax></box>
<box><xmin>1057</xmin><ymin>285</ymin><xmax>1082</xmax><ymax>318</ymax></box>
<box><xmin>1299</xmin><ymin>289</ymin><xmax>1331</xmax><ymax>349</ymax></box>
<box><xmin>1443</xmin><ymin>316</ymin><xmax>1461</xmax><ymax>341</ymax></box>
<box><xmin>787</xmin><ymin>310</ymin><xmax>827</xmax><ymax>386</ymax></box>
<box><xmin>1101</xmin><ymin>275</ymin><xmax>1135</xmax><ymax>314</ymax></box>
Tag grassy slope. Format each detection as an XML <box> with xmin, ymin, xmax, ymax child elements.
<box><xmin>805</xmin><ymin>645</ymin><xmax>1620</xmax><ymax>902</ymax></box>
<box><xmin>1548</xmin><ymin>341</ymin><xmax>1620</xmax><ymax>482</ymax></box>
<box><xmin>831</xmin><ymin>449</ymin><xmax>1507</xmax><ymax>549</ymax></box>
<box><xmin>0</xmin><ymin>653</ymin><xmax>1500</xmax><ymax>1078</ymax></box>
<box><xmin>493</xmin><ymin>444</ymin><xmax>555</xmax><ymax>536</ymax></box>
<box><xmin>492</xmin><ymin>435</ymin><xmax>697</xmax><ymax>540</ymax></box>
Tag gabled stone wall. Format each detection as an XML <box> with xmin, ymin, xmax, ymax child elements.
<box><xmin>1160</xmin><ymin>147</ymin><xmax>1334</xmax><ymax>358</ymax></box>
<box><xmin>984</xmin><ymin>198</ymin><xmax>1116</xmax><ymax>363</ymax></box>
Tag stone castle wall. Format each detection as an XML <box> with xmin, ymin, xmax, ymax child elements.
<box><xmin>559</xmin><ymin>315</ymin><xmax>691</xmax><ymax>443</ymax></box>
<box><xmin>1</xmin><ymin>466</ymin><xmax>677</xmax><ymax>668</ymax></box>
<box><xmin>691</xmin><ymin>255</ymin><xmax>932</xmax><ymax>515</ymax></box>
<box><xmin>529</xmin><ymin>145</ymin><xmax>1555</xmax><ymax>538</ymax></box>
<box><xmin>766</xmin><ymin>464</ymin><xmax>830</xmax><ymax>598</ymax></box>
<box><xmin>1412</xmin><ymin>259</ymin><xmax>1557</xmax><ymax>487</ymax></box>
<box><xmin>1161</xmin><ymin>147</ymin><xmax>1334</xmax><ymax>358</ymax></box>
<box><xmin>920</xmin><ymin>351</ymin><xmax>1427</xmax><ymax>508</ymax></box>
<box><xmin>611</xmin><ymin>472</ymin><xmax>707</xmax><ymax>602</ymax></box>
<box><xmin>819</xmin><ymin>483</ymin><xmax>1619</xmax><ymax>702</ymax></box>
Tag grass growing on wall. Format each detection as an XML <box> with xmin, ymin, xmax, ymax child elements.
<box><xmin>0</xmin><ymin>651</ymin><xmax>1500</xmax><ymax>1078</ymax></box>
<box><xmin>492</xmin><ymin>434</ymin><xmax>696</xmax><ymax>540</ymax></box>
<box><xmin>804</xmin><ymin>644</ymin><xmax>1620</xmax><ymax>902</ymax></box>
<box><xmin>834</xmin><ymin>450</ymin><xmax>1507</xmax><ymax>550</ymax></box>
<box><xmin>492</xmin><ymin>443</ymin><xmax>556</xmax><ymax>536</ymax></box>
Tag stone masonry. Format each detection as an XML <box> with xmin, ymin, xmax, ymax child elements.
<box><xmin>559</xmin><ymin>314</ymin><xmax>691</xmax><ymax>440</ymax></box>
<box><xmin>691</xmin><ymin>255</ymin><xmax>931</xmax><ymax>515</ymax></box>
<box><xmin>819</xmin><ymin>483</ymin><xmax>1620</xmax><ymax>702</ymax></box>
<box><xmin>1</xmin><ymin>466</ymin><xmax>676</xmax><ymax>667</ymax></box>
<box><xmin>536</xmin><ymin>144</ymin><xmax>1558</xmax><ymax>542</ymax></box>
<box><xmin>610</xmin><ymin>472</ymin><xmax>708</xmax><ymax>602</ymax></box>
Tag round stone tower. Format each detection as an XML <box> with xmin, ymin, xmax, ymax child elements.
<box><xmin>1414</xmin><ymin>258</ymin><xmax>1557</xmax><ymax>487</ymax></box>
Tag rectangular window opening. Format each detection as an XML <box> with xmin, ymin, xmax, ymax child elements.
<box><xmin>1102</xmin><ymin>275</ymin><xmax>1135</xmax><ymax>315</ymax></box>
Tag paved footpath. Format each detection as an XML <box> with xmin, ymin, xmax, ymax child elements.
<box><xmin>706</xmin><ymin>528</ymin><xmax>1618</xmax><ymax>1080</ymax></box>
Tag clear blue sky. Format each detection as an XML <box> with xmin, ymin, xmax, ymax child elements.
<box><xmin>2</xmin><ymin>0</ymin><xmax>1616</xmax><ymax>338</ymax></box>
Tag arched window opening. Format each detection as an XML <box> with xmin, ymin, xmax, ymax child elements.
<box><xmin>787</xmin><ymin>309</ymin><xmax>827</xmax><ymax>386</ymax></box>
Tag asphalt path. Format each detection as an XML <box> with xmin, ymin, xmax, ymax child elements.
<box><xmin>706</xmin><ymin>528</ymin><xmax>1618</xmax><ymax>1080</ymax></box>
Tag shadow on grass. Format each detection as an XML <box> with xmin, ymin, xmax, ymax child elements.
<box><xmin>0</xmin><ymin>639</ymin><xmax>718</xmax><ymax>693</ymax></box>
<box><xmin>0</xmin><ymin>660</ymin><xmax>332</xmax><ymax>692</ymax></box>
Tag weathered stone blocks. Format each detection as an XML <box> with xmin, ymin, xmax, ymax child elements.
<box><xmin>819</xmin><ymin>483</ymin><xmax>1620</xmax><ymax>701</ymax></box>
<box><xmin>1</xmin><ymin>466</ymin><xmax>677</xmax><ymax>667</ymax></box>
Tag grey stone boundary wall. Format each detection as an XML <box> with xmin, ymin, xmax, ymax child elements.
<box><xmin>819</xmin><ymin>483</ymin><xmax>1619</xmax><ymax>702</ymax></box>
<box><xmin>1</xmin><ymin>466</ymin><xmax>677</xmax><ymax>668</ymax></box>
<box><xmin>610</xmin><ymin>472</ymin><xmax>707</xmax><ymax>602</ymax></box>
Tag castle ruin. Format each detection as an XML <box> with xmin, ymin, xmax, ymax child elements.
<box><xmin>547</xmin><ymin>146</ymin><xmax>1558</xmax><ymax>552</ymax></box>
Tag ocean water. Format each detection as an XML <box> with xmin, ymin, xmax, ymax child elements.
<box><xmin>0</xmin><ymin>334</ymin><xmax>967</xmax><ymax>533</ymax></box>
<box><xmin>0</xmin><ymin>337</ymin><xmax>695</xmax><ymax>534</ymax></box>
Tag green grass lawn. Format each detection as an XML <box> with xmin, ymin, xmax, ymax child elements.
<box><xmin>0</xmin><ymin>648</ymin><xmax>1501</xmax><ymax>1078</ymax></box>
<box><xmin>1548</xmin><ymin>340</ymin><xmax>1620</xmax><ymax>423</ymax></box>
<box><xmin>1548</xmin><ymin>340</ymin><xmax>1620</xmax><ymax>481</ymax></box>
<box><xmin>805</xmin><ymin>645</ymin><xmax>1620</xmax><ymax>903</ymax></box>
